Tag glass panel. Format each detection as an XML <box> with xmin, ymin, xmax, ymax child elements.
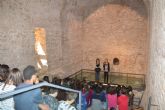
<box><xmin>110</xmin><ymin>72</ymin><xmax>127</xmax><ymax>85</ymax></box>
<box><xmin>127</xmin><ymin>74</ymin><xmax>145</xmax><ymax>89</ymax></box>
<box><xmin>67</xmin><ymin>69</ymin><xmax>145</xmax><ymax>90</ymax></box>
<box><xmin>82</xmin><ymin>70</ymin><xmax>95</xmax><ymax>81</ymax></box>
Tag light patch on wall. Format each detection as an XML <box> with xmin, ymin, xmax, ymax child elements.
<box><xmin>34</xmin><ymin>28</ymin><xmax>48</xmax><ymax>75</ymax></box>
<box><xmin>37</xmin><ymin>62</ymin><xmax>42</xmax><ymax>69</ymax></box>
<box><xmin>40</xmin><ymin>59</ymin><xmax>48</xmax><ymax>66</ymax></box>
<box><xmin>35</xmin><ymin>42</ymin><xmax>46</xmax><ymax>55</ymax></box>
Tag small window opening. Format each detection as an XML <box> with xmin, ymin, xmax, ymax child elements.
<box><xmin>113</xmin><ymin>58</ymin><xmax>119</xmax><ymax>65</ymax></box>
<box><xmin>34</xmin><ymin>28</ymin><xmax>48</xmax><ymax>75</ymax></box>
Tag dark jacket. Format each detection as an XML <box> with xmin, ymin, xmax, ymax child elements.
<box><xmin>95</xmin><ymin>64</ymin><xmax>101</xmax><ymax>72</ymax></box>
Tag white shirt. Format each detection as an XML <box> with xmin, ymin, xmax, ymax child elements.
<box><xmin>0</xmin><ymin>82</ymin><xmax>16</xmax><ymax>110</ymax></box>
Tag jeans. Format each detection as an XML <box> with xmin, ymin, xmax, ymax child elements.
<box><xmin>95</xmin><ymin>71</ymin><xmax>100</xmax><ymax>81</ymax></box>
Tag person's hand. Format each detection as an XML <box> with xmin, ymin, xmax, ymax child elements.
<box><xmin>39</xmin><ymin>104</ymin><xmax>49</xmax><ymax>110</ymax></box>
<box><xmin>34</xmin><ymin>76</ymin><xmax>39</xmax><ymax>84</ymax></box>
<box><xmin>35</xmin><ymin>77</ymin><xmax>39</xmax><ymax>84</ymax></box>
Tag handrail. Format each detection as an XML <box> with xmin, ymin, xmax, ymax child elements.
<box><xmin>67</xmin><ymin>69</ymin><xmax>146</xmax><ymax>79</ymax></box>
<box><xmin>82</xmin><ymin>69</ymin><xmax>146</xmax><ymax>76</ymax></box>
<box><xmin>66</xmin><ymin>69</ymin><xmax>82</xmax><ymax>79</ymax></box>
<box><xmin>0</xmin><ymin>82</ymin><xmax>81</xmax><ymax>110</ymax></box>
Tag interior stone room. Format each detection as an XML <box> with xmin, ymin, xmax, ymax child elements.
<box><xmin>0</xmin><ymin>0</ymin><xmax>165</xmax><ymax>109</ymax></box>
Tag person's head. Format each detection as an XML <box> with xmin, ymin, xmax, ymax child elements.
<box><xmin>5</xmin><ymin>68</ymin><xmax>23</xmax><ymax>86</ymax></box>
<box><xmin>110</xmin><ymin>107</ymin><xmax>116</xmax><ymax>110</ymax></box>
<box><xmin>96</xmin><ymin>58</ymin><xmax>100</xmax><ymax>65</ymax></box>
<box><xmin>56</xmin><ymin>78</ymin><xmax>62</xmax><ymax>85</ymax></box>
<box><xmin>52</xmin><ymin>77</ymin><xmax>57</xmax><ymax>84</ymax></box>
<box><xmin>116</xmin><ymin>85</ymin><xmax>122</xmax><ymax>96</ymax></box>
<box><xmin>127</xmin><ymin>85</ymin><xmax>133</xmax><ymax>92</ymax></box>
<box><xmin>23</xmin><ymin>65</ymin><xmax>37</xmax><ymax>84</ymax></box>
<box><xmin>56</xmin><ymin>90</ymin><xmax>67</xmax><ymax>101</ymax></box>
<box><xmin>107</xmin><ymin>86</ymin><xmax>116</xmax><ymax>95</ymax></box>
<box><xmin>43</xmin><ymin>76</ymin><xmax>49</xmax><ymax>83</ymax></box>
<box><xmin>121</xmin><ymin>86</ymin><xmax>127</xmax><ymax>95</ymax></box>
<box><xmin>0</xmin><ymin>64</ymin><xmax>10</xmax><ymax>82</ymax></box>
<box><xmin>95</xmin><ymin>85</ymin><xmax>102</xmax><ymax>94</ymax></box>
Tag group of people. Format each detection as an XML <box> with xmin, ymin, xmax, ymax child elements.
<box><xmin>95</xmin><ymin>58</ymin><xmax>110</xmax><ymax>83</ymax></box>
<box><xmin>49</xmin><ymin>77</ymin><xmax>134</xmax><ymax>110</ymax></box>
<box><xmin>0</xmin><ymin>64</ymin><xmax>134</xmax><ymax>110</ymax></box>
<box><xmin>0</xmin><ymin>65</ymin><xmax>78</xmax><ymax>110</ymax></box>
<box><xmin>80</xmin><ymin>81</ymin><xmax>132</xmax><ymax>110</ymax></box>
<box><xmin>0</xmin><ymin>64</ymin><xmax>49</xmax><ymax>110</ymax></box>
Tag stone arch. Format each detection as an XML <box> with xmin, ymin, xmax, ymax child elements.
<box><xmin>82</xmin><ymin>3</ymin><xmax>148</xmax><ymax>74</ymax></box>
<box><xmin>80</xmin><ymin>0</ymin><xmax>148</xmax><ymax>21</ymax></box>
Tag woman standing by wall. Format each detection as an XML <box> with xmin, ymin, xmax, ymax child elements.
<box><xmin>95</xmin><ymin>58</ymin><xmax>101</xmax><ymax>82</ymax></box>
<box><xmin>103</xmin><ymin>59</ymin><xmax>110</xmax><ymax>83</ymax></box>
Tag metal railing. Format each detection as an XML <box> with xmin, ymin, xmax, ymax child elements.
<box><xmin>0</xmin><ymin>82</ymin><xmax>81</xmax><ymax>110</ymax></box>
<box><xmin>67</xmin><ymin>69</ymin><xmax>145</xmax><ymax>89</ymax></box>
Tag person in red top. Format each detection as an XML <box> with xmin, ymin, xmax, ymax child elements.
<box><xmin>86</xmin><ymin>86</ymin><xmax>93</xmax><ymax>107</ymax></box>
<box><xmin>117</xmin><ymin>86</ymin><xmax>129</xmax><ymax>110</ymax></box>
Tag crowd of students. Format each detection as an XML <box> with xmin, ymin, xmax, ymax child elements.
<box><xmin>0</xmin><ymin>64</ymin><xmax>134</xmax><ymax>110</ymax></box>
<box><xmin>47</xmin><ymin>76</ymin><xmax>134</xmax><ymax>110</ymax></box>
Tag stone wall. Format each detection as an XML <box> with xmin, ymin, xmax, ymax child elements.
<box><xmin>0</xmin><ymin>0</ymin><xmax>83</xmax><ymax>78</ymax></box>
<box><xmin>59</xmin><ymin>0</ymin><xmax>83</xmax><ymax>78</ymax></box>
<box><xmin>0</xmin><ymin>0</ymin><xmax>148</xmax><ymax>78</ymax></box>
<box><xmin>0</xmin><ymin>0</ymin><xmax>37</xmax><ymax>70</ymax></box>
<box><xmin>82</xmin><ymin>2</ymin><xmax>148</xmax><ymax>74</ymax></box>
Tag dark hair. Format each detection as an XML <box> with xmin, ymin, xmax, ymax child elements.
<box><xmin>121</xmin><ymin>86</ymin><xmax>127</xmax><ymax>94</ymax></box>
<box><xmin>43</xmin><ymin>76</ymin><xmax>49</xmax><ymax>83</ymax></box>
<box><xmin>0</xmin><ymin>64</ymin><xmax>10</xmax><ymax>82</ymax></box>
<box><xmin>56</xmin><ymin>90</ymin><xmax>67</xmax><ymax>101</ymax></box>
<box><xmin>96</xmin><ymin>58</ymin><xmax>100</xmax><ymax>65</ymax></box>
<box><xmin>56</xmin><ymin>79</ymin><xmax>62</xmax><ymax>85</ymax></box>
<box><xmin>23</xmin><ymin>65</ymin><xmax>37</xmax><ymax>80</ymax></box>
<box><xmin>51</xmin><ymin>77</ymin><xmax>57</xmax><ymax>84</ymax></box>
<box><xmin>95</xmin><ymin>85</ymin><xmax>102</xmax><ymax>94</ymax></box>
<box><xmin>110</xmin><ymin>107</ymin><xmax>116</xmax><ymax>110</ymax></box>
<box><xmin>127</xmin><ymin>85</ymin><xmax>133</xmax><ymax>92</ymax></box>
<box><xmin>116</xmin><ymin>85</ymin><xmax>121</xmax><ymax>96</ymax></box>
<box><xmin>107</xmin><ymin>86</ymin><xmax>116</xmax><ymax>95</ymax></box>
